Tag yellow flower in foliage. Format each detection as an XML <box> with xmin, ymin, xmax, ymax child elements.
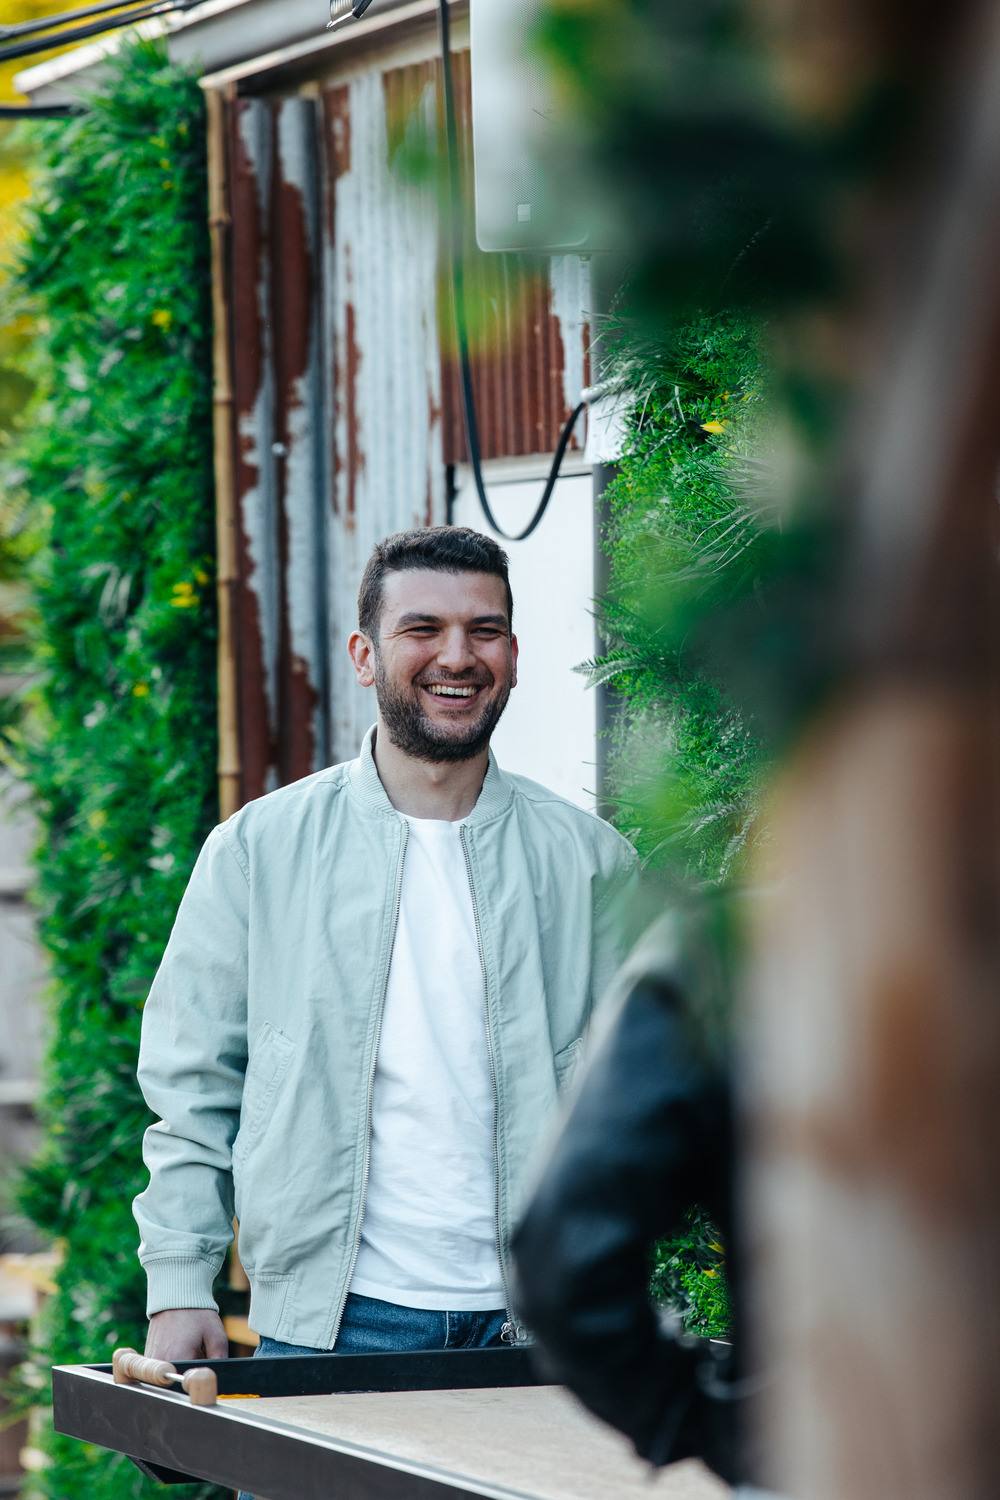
<box><xmin>151</xmin><ymin>308</ymin><xmax>172</xmax><ymax>330</ymax></box>
<box><xmin>132</xmin><ymin>683</ymin><xmax>150</xmax><ymax>697</ymax></box>
<box><xmin>171</xmin><ymin>580</ymin><xmax>199</xmax><ymax>609</ymax></box>
<box><xmin>701</xmin><ymin>419</ymin><xmax>728</xmax><ymax>434</ymax></box>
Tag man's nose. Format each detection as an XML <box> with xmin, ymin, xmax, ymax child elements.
<box><xmin>435</xmin><ymin>627</ymin><xmax>478</xmax><ymax>672</ymax></box>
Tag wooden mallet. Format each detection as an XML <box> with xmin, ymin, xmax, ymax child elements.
<box><xmin>112</xmin><ymin>1348</ymin><xmax>218</xmax><ymax>1406</ymax></box>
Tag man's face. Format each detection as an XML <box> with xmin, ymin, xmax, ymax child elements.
<box><xmin>353</xmin><ymin>569</ymin><xmax>518</xmax><ymax>763</ymax></box>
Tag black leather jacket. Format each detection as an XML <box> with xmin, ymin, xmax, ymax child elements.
<box><xmin>510</xmin><ymin>917</ymin><xmax>741</xmax><ymax>1484</ymax></box>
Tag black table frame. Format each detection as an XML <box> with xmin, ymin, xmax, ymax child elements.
<box><xmin>53</xmin><ymin>1350</ymin><xmax>543</xmax><ymax>1499</ymax></box>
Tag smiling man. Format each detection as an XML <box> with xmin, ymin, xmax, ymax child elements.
<box><xmin>133</xmin><ymin>527</ymin><xmax>636</xmax><ymax>1403</ymax></box>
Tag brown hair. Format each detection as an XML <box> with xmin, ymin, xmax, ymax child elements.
<box><xmin>357</xmin><ymin>527</ymin><xmax>513</xmax><ymax>639</ymax></box>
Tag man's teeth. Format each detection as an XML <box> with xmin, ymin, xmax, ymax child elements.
<box><xmin>426</xmin><ymin>685</ymin><xmax>477</xmax><ymax>697</ymax></box>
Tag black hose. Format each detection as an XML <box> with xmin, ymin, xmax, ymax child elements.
<box><xmin>437</xmin><ymin>0</ymin><xmax>586</xmax><ymax>543</ymax></box>
<box><xmin>0</xmin><ymin>0</ymin><xmax>143</xmax><ymax>43</ymax></box>
<box><xmin>0</xmin><ymin>104</ymin><xmax>85</xmax><ymax>117</ymax></box>
<box><xmin>0</xmin><ymin>0</ymin><xmax>203</xmax><ymax>65</ymax></box>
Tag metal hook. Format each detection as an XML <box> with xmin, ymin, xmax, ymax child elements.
<box><xmin>327</xmin><ymin>0</ymin><xmax>373</xmax><ymax>30</ymax></box>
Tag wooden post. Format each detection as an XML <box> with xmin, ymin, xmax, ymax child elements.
<box><xmin>742</xmin><ymin>5</ymin><xmax>1000</xmax><ymax>1495</ymax></box>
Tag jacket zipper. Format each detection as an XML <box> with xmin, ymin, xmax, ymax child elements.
<box><xmin>329</xmin><ymin>819</ymin><xmax>409</xmax><ymax>1347</ymax></box>
<box><xmin>460</xmin><ymin>824</ymin><xmax>525</xmax><ymax>1345</ymax></box>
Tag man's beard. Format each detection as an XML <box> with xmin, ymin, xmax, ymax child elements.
<box><xmin>373</xmin><ymin>653</ymin><xmax>512</xmax><ymax>763</ymax></box>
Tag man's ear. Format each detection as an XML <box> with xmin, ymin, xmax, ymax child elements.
<box><xmin>348</xmin><ymin>629</ymin><xmax>376</xmax><ymax>688</ymax></box>
<box><xmin>510</xmin><ymin>633</ymin><xmax>519</xmax><ymax>691</ymax></box>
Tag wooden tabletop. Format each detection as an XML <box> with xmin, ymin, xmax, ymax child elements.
<box><xmin>242</xmin><ymin>1384</ymin><xmax>731</xmax><ymax>1500</ymax></box>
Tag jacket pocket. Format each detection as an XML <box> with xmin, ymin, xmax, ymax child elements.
<box><xmin>248</xmin><ymin>1272</ymin><xmax>293</xmax><ymax>1333</ymax></box>
<box><xmin>232</xmin><ymin>1023</ymin><xmax>295</xmax><ymax>1168</ymax></box>
<box><xmin>554</xmin><ymin>1037</ymin><xmax>583</xmax><ymax>1090</ymax></box>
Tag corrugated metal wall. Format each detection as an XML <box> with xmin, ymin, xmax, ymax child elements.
<box><xmin>323</xmin><ymin>65</ymin><xmax>447</xmax><ymax>762</ymax></box>
<box><xmin>228</xmin><ymin>95</ymin><xmax>329</xmax><ymax>798</ymax></box>
<box><xmin>221</xmin><ymin>48</ymin><xmax>592</xmax><ymax>800</ymax></box>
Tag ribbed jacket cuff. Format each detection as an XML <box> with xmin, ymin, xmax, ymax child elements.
<box><xmin>143</xmin><ymin>1257</ymin><xmax>219</xmax><ymax>1317</ymax></box>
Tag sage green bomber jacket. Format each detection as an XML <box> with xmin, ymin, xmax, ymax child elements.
<box><xmin>133</xmin><ymin>729</ymin><xmax>638</xmax><ymax>1349</ymax></box>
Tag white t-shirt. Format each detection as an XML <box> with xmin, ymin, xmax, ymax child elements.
<box><xmin>349</xmin><ymin>816</ymin><xmax>505</xmax><ymax>1310</ymax></box>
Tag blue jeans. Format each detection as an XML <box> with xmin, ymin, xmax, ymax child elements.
<box><xmin>237</xmin><ymin>1292</ymin><xmax>506</xmax><ymax>1500</ymax></box>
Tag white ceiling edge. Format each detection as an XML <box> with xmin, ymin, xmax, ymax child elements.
<box><xmin>196</xmin><ymin>0</ymin><xmax>461</xmax><ymax>91</ymax></box>
<box><xmin>455</xmin><ymin>454</ymin><xmax>593</xmax><ymax>487</ymax></box>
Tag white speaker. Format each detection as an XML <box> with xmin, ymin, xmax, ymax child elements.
<box><xmin>469</xmin><ymin>0</ymin><xmax>593</xmax><ymax>253</ymax></box>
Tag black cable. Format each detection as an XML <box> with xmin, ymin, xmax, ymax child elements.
<box><xmin>0</xmin><ymin>0</ymin><xmax>142</xmax><ymax>42</ymax></box>
<box><xmin>436</xmin><ymin>0</ymin><xmax>586</xmax><ymax>542</ymax></box>
<box><xmin>0</xmin><ymin>0</ymin><xmax>202</xmax><ymax>64</ymax></box>
<box><xmin>0</xmin><ymin>103</ymin><xmax>85</xmax><ymax>116</ymax></box>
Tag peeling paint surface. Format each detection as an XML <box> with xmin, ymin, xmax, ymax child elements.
<box><xmin>228</xmin><ymin>95</ymin><xmax>328</xmax><ymax>798</ymax></box>
<box><xmin>324</xmin><ymin>66</ymin><xmax>447</xmax><ymax>762</ymax></box>
<box><xmin>549</xmin><ymin>255</ymin><xmax>592</xmax><ymax>414</ymax></box>
<box><xmin>230</xmin><ymin>98</ymin><xmax>280</xmax><ymax>800</ymax></box>
<box><xmin>274</xmin><ymin>99</ymin><xmax>328</xmax><ymax>781</ymax></box>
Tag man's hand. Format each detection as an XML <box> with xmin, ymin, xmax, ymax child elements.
<box><xmin>144</xmin><ymin>1309</ymin><xmax>229</xmax><ymax>1361</ymax></box>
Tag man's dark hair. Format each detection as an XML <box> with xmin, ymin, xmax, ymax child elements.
<box><xmin>357</xmin><ymin>527</ymin><xmax>513</xmax><ymax>639</ymax></box>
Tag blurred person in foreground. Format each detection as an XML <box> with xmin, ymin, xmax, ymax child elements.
<box><xmin>131</xmin><ymin>528</ymin><xmax>636</xmax><ymax>1410</ymax></box>
<box><xmin>512</xmin><ymin>910</ymin><xmax>744</xmax><ymax>1487</ymax></box>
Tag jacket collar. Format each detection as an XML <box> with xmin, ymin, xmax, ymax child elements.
<box><xmin>347</xmin><ymin>725</ymin><xmax>514</xmax><ymax>825</ymax></box>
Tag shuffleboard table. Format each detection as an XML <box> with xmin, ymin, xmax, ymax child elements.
<box><xmin>53</xmin><ymin>1349</ymin><xmax>732</xmax><ymax>1500</ymax></box>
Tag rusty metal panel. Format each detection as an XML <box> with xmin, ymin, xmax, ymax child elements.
<box><xmin>322</xmin><ymin>66</ymin><xmax>448</xmax><ymax>764</ymax></box>
<box><xmin>226</xmin><ymin>94</ymin><xmax>328</xmax><ymax>801</ymax></box>
<box><xmin>273</xmin><ymin>97</ymin><xmax>329</xmax><ymax>783</ymax></box>
<box><xmin>439</xmin><ymin>245</ymin><xmax>592</xmax><ymax>460</ymax></box>
<box><xmin>438</xmin><ymin>51</ymin><xmax>591</xmax><ymax>463</ymax></box>
<box><xmin>228</xmin><ymin>95</ymin><xmax>280</xmax><ymax>804</ymax></box>
<box><xmin>549</xmin><ymin>254</ymin><xmax>592</xmax><ymax>426</ymax></box>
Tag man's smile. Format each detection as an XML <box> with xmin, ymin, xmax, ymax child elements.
<box><xmin>420</xmin><ymin>683</ymin><xmax>482</xmax><ymax>700</ymax></box>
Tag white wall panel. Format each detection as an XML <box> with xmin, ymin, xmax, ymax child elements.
<box><xmin>451</xmin><ymin>468</ymin><xmax>597</xmax><ymax>810</ymax></box>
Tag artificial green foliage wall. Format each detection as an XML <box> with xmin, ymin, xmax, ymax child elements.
<box><xmin>598</xmin><ymin>312</ymin><xmax>768</xmax><ymax>881</ymax></box>
<box><xmin>0</xmin><ymin>468</ymin><xmax>35</xmax><ymax>745</ymax></box>
<box><xmin>649</xmin><ymin>1207</ymin><xmax>731</xmax><ymax>1339</ymax></box>
<box><xmin>5</xmin><ymin>41</ymin><xmax>223</xmax><ymax>1499</ymax></box>
<box><xmin>595</xmin><ymin>311</ymin><xmax>768</xmax><ymax>1336</ymax></box>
